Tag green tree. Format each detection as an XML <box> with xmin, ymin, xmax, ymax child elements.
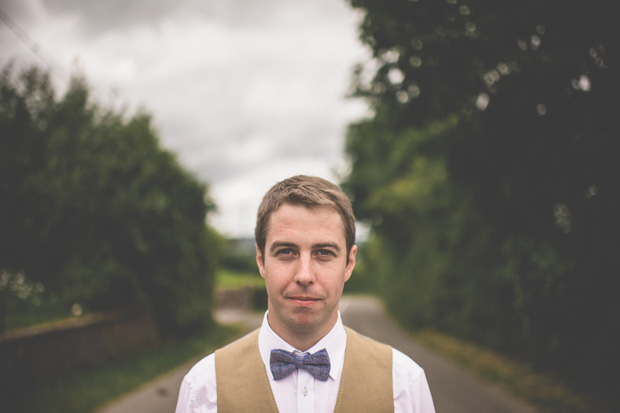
<box><xmin>0</xmin><ymin>64</ymin><xmax>217</xmax><ymax>336</ymax></box>
<box><xmin>344</xmin><ymin>0</ymin><xmax>620</xmax><ymax>400</ymax></box>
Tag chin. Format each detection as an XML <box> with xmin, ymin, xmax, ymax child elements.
<box><xmin>288</xmin><ymin>314</ymin><xmax>322</xmax><ymax>331</ymax></box>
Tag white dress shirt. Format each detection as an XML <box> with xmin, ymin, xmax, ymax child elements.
<box><xmin>176</xmin><ymin>312</ymin><xmax>435</xmax><ymax>413</ymax></box>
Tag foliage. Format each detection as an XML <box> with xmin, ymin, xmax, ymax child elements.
<box><xmin>1</xmin><ymin>276</ymin><xmax>69</xmax><ymax>331</ymax></box>
<box><xmin>0</xmin><ymin>64</ymin><xmax>218</xmax><ymax>336</ymax></box>
<box><xmin>344</xmin><ymin>0</ymin><xmax>620</xmax><ymax>401</ymax></box>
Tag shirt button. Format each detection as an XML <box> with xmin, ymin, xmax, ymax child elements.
<box><xmin>302</xmin><ymin>387</ymin><xmax>309</xmax><ymax>397</ymax></box>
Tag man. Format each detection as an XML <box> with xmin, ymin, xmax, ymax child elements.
<box><xmin>176</xmin><ymin>175</ymin><xmax>435</xmax><ymax>412</ymax></box>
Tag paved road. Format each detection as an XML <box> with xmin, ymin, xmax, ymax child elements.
<box><xmin>98</xmin><ymin>296</ymin><xmax>539</xmax><ymax>412</ymax></box>
<box><xmin>339</xmin><ymin>296</ymin><xmax>539</xmax><ymax>413</ymax></box>
<box><xmin>95</xmin><ymin>308</ymin><xmax>263</xmax><ymax>413</ymax></box>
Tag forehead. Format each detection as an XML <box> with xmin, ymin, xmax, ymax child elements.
<box><xmin>266</xmin><ymin>204</ymin><xmax>346</xmax><ymax>243</ymax></box>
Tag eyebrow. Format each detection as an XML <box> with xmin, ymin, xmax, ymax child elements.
<box><xmin>269</xmin><ymin>241</ymin><xmax>298</xmax><ymax>254</ymax></box>
<box><xmin>313</xmin><ymin>243</ymin><xmax>342</xmax><ymax>252</ymax></box>
<box><xmin>268</xmin><ymin>241</ymin><xmax>342</xmax><ymax>254</ymax></box>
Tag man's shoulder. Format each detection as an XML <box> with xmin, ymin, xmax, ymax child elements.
<box><xmin>184</xmin><ymin>352</ymin><xmax>216</xmax><ymax>385</ymax></box>
<box><xmin>392</xmin><ymin>347</ymin><xmax>426</xmax><ymax>380</ymax></box>
<box><xmin>343</xmin><ymin>326</ymin><xmax>425</xmax><ymax>376</ymax></box>
<box><xmin>184</xmin><ymin>328</ymin><xmax>260</xmax><ymax>381</ymax></box>
<box><xmin>343</xmin><ymin>326</ymin><xmax>392</xmax><ymax>373</ymax></box>
<box><xmin>344</xmin><ymin>326</ymin><xmax>392</xmax><ymax>352</ymax></box>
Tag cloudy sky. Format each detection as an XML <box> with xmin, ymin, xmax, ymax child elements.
<box><xmin>0</xmin><ymin>0</ymin><xmax>371</xmax><ymax>237</ymax></box>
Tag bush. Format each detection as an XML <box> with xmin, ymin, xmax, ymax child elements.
<box><xmin>0</xmin><ymin>65</ymin><xmax>218</xmax><ymax>336</ymax></box>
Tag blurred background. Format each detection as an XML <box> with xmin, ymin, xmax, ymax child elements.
<box><xmin>1</xmin><ymin>0</ymin><xmax>618</xmax><ymax>412</ymax></box>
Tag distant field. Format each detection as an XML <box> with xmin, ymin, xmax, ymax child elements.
<box><xmin>216</xmin><ymin>268</ymin><xmax>264</xmax><ymax>289</ymax></box>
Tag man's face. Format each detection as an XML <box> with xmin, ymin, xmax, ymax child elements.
<box><xmin>256</xmin><ymin>203</ymin><xmax>356</xmax><ymax>345</ymax></box>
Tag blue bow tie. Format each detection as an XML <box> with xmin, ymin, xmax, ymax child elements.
<box><xmin>270</xmin><ymin>348</ymin><xmax>331</xmax><ymax>382</ymax></box>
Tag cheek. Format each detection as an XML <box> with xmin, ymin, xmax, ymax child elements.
<box><xmin>262</xmin><ymin>263</ymin><xmax>287</xmax><ymax>286</ymax></box>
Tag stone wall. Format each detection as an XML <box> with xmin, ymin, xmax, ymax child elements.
<box><xmin>0</xmin><ymin>310</ymin><xmax>160</xmax><ymax>387</ymax></box>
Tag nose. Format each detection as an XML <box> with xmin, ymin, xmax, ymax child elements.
<box><xmin>294</xmin><ymin>255</ymin><xmax>315</xmax><ymax>286</ymax></box>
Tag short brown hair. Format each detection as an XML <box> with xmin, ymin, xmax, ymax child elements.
<box><xmin>255</xmin><ymin>175</ymin><xmax>356</xmax><ymax>257</ymax></box>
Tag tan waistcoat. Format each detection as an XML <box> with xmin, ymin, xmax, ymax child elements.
<box><xmin>215</xmin><ymin>327</ymin><xmax>393</xmax><ymax>413</ymax></box>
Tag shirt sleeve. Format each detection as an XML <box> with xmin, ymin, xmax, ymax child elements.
<box><xmin>175</xmin><ymin>353</ymin><xmax>218</xmax><ymax>413</ymax></box>
<box><xmin>392</xmin><ymin>348</ymin><xmax>436</xmax><ymax>413</ymax></box>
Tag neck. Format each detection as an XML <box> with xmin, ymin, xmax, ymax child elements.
<box><xmin>266</xmin><ymin>312</ymin><xmax>338</xmax><ymax>352</ymax></box>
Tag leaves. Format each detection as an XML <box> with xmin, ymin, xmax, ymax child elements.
<box><xmin>345</xmin><ymin>0</ymin><xmax>620</xmax><ymax>399</ymax></box>
<box><xmin>0</xmin><ymin>64</ymin><xmax>216</xmax><ymax>336</ymax></box>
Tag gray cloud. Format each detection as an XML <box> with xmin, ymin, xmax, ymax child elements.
<box><xmin>1</xmin><ymin>0</ymin><xmax>370</xmax><ymax>236</ymax></box>
<box><xmin>37</xmin><ymin>0</ymin><xmax>339</xmax><ymax>36</ymax></box>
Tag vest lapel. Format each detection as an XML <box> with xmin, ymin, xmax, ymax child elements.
<box><xmin>334</xmin><ymin>327</ymin><xmax>394</xmax><ymax>413</ymax></box>
<box><xmin>215</xmin><ymin>326</ymin><xmax>394</xmax><ymax>412</ymax></box>
<box><xmin>215</xmin><ymin>329</ymin><xmax>279</xmax><ymax>413</ymax></box>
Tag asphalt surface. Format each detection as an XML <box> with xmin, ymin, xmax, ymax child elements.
<box><xmin>95</xmin><ymin>308</ymin><xmax>263</xmax><ymax>413</ymax></box>
<box><xmin>339</xmin><ymin>297</ymin><xmax>539</xmax><ymax>413</ymax></box>
<box><xmin>97</xmin><ymin>296</ymin><xmax>540</xmax><ymax>412</ymax></box>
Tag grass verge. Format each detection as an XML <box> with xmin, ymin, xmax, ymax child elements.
<box><xmin>1</xmin><ymin>323</ymin><xmax>244</xmax><ymax>413</ymax></box>
<box><xmin>216</xmin><ymin>268</ymin><xmax>264</xmax><ymax>289</ymax></box>
<box><xmin>413</xmin><ymin>329</ymin><xmax>604</xmax><ymax>413</ymax></box>
<box><xmin>4</xmin><ymin>292</ymin><xmax>77</xmax><ymax>332</ymax></box>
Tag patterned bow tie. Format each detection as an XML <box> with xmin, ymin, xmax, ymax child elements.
<box><xmin>270</xmin><ymin>348</ymin><xmax>331</xmax><ymax>382</ymax></box>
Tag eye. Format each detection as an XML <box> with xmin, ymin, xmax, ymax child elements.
<box><xmin>316</xmin><ymin>249</ymin><xmax>335</xmax><ymax>258</ymax></box>
<box><xmin>277</xmin><ymin>248</ymin><xmax>294</xmax><ymax>256</ymax></box>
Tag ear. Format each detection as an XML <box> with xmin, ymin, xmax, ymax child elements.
<box><xmin>256</xmin><ymin>244</ymin><xmax>266</xmax><ymax>278</ymax></box>
<box><xmin>344</xmin><ymin>245</ymin><xmax>357</xmax><ymax>282</ymax></box>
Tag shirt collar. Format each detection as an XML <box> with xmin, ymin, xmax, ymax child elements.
<box><xmin>258</xmin><ymin>311</ymin><xmax>347</xmax><ymax>381</ymax></box>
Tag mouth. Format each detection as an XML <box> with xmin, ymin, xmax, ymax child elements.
<box><xmin>288</xmin><ymin>296</ymin><xmax>321</xmax><ymax>306</ymax></box>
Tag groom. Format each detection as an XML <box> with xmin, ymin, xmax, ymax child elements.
<box><xmin>176</xmin><ymin>175</ymin><xmax>435</xmax><ymax>412</ymax></box>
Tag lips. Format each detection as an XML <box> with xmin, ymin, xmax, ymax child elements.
<box><xmin>288</xmin><ymin>296</ymin><xmax>321</xmax><ymax>305</ymax></box>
